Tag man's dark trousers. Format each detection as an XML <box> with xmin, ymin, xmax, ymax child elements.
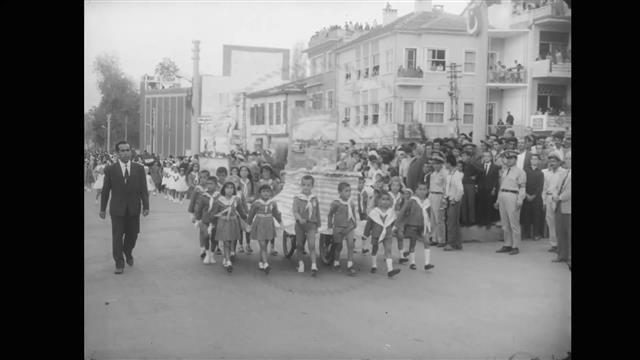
<box><xmin>112</xmin><ymin>207</ymin><xmax>140</xmax><ymax>268</ymax></box>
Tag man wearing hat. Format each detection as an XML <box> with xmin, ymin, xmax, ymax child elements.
<box><xmin>521</xmin><ymin>153</ymin><xmax>544</xmax><ymax>240</ymax></box>
<box><xmin>459</xmin><ymin>143</ymin><xmax>483</xmax><ymax>227</ymax></box>
<box><xmin>542</xmin><ymin>151</ymin><xmax>566</xmax><ymax>253</ymax></box>
<box><xmin>495</xmin><ymin>150</ymin><xmax>527</xmax><ymax>255</ymax></box>
<box><xmin>428</xmin><ymin>152</ymin><xmax>448</xmax><ymax>246</ymax></box>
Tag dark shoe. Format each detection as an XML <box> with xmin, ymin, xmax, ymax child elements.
<box><xmin>216</xmin><ymin>248</ymin><xmax>222</xmax><ymax>255</ymax></box>
<box><xmin>496</xmin><ymin>246</ymin><xmax>512</xmax><ymax>253</ymax></box>
<box><xmin>443</xmin><ymin>245</ymin><xmax>455</xmax><ymax>251</ymax></box>
<box><xmin>509</xmin><ymin>248</ymin><xmax>520</xmax><ymax>255</ymax></box>
<box><xmin>533</xmin><ymin>236</ymin><xmax>542</xmax><ymax>241</ymax></box>
<box><xmin>399</xmin><ymin>258</ymin><xmax>409</xmax><ymax>264</ymax></box>
<box><xmin>238</xmin><ymin>247</ymin><xmax>245</xmax><ymax>253</ymax></box>
<box><xmin>424</xmin><ymin>264</ymin><xmax>435</xmax><ymax>271</ymax></box>
<box><xmin>347</xmin><ymin>267</ymin><xmax>356</xmax><ymax>276</ymax></box>
<box><xmin>388</xmin><ymin>269</ymin><xmax>401</xmax><ymax>277</ymax></box>
<box><xmin>333</xmin><ymin>263</ymin><xmax>341</xmax><ymax>271</ymax></box>
<box><xmin>548</xmin><ymin>246</ymin><xmax>558</xmax><ymax>253</ymax></box>
<box><xmin>409</xmin><ymin>264</ymin><xmax>417</xmax><ymax>270</ymax></box>
<box><xmin>246</xmin><ymin>246</ymin><xmax>253</xmax><ymax>254</ymax></box>
<box><xmin>114</xmin><ymin>268</ymin><xmax>124</xmax><ymax>274</ymax></box>
<box><xmin>362</xmin><ymin>249</ymin><xmax>370</xmax><ymax>255</ymax></box>
<box><xmin>402</xmin><ymin>251</ymin><xmax>410</xmax><ymax>258</ymax></box>
<box><xmin>552</xmin><ymin>258</ymin><xmax>567</xmax><ymax>263</ymax></box>
<box><xmin>311</xmin><ymin>268</ymin><xmax>318</xmax><ymax>277</ymax></box>
<box><xmin>126</xmin><ymin>256</ymin><xmax>134</xmax><ymax>266</ymax></box>
<box><xmin>200</xmin><ymin>252</ymin><xmax>206</xmax><ymax>260</ymax></box>
<box><xmin>371</xmin><ymin>267</ymin><xmax>377</xmax><ymax>274</ymax></box>
<box><xmin>454</xmin><ymin>246</ymin><xmax>463</xmax><ymax>251</ymax></box>
<box><xmin>227</xmin><ymin>265</ymin><xmax>233</xmax><ymax>273</ymax></box>
<box><xmin>437</xmin><ymin>243</ymin><xmax>446</xmax><ymax>248</ymax></box>
<box><xmin>264</xmin><ymin>265</ymin><xmax>271</xmax><ymax>274</ymax></box>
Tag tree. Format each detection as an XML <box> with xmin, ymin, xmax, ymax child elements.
<box><xmin>92</xmin><ymin>53</ymin><xmax>140</xmax><ymax>150</ymax></box>
<box><xmin>155</xmin><ymin>57</ymin><xmax>180</xmax><ymax>83</ymax></box>
<box><xmin>290</xmin><ymin>41</ymin><xmax>307</xmax><ymax>81</ymax></box>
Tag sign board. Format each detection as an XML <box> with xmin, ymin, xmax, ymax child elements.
<box><xmin>530</xmin><ymin>115</ymin><xmax>545</xmax><ymax>130</ymax></box>
<box><xmin>287</xmin><ymin>108</ymin><xmax>337</xmax><ymax>170</ymax></box>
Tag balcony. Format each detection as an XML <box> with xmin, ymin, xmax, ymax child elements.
<box><xmin>487</xmin><ymin>69</ymin><xmax>528</xmax><ymax>88</ymax></box>
<box><xmin>531</xmin><ymin>59</ymin><xmax>571</xmax><ymax>78</ymax></box>
<box><xmin>529</xmin><ymin>114</ymin><xmax>571</xmax><ymax>131</ymax></box>
<box><xmin>511</xmin><ymin>1</ymin><xmax>571</xmax><ymax>25</ymax></box>
<box><xmin>396</xmin><ymin>67</ymin><xmax>424</xmax><ymax>87</ymax></box>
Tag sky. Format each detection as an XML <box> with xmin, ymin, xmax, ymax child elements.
<box><xmin>84</xmin><ymin>0</ymin><xmax>471</xmax><ymax>112</ymax></box>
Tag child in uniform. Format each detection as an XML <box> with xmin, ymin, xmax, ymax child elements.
<box><xmin>238</xmin><ymin>166</ymin><xmax>255</xmax><ymax>254</ymax></box>
<box><xmin>256</xmin><ymin>164</ymin><xmax>281</xmax><ymax>255</ymax></box>
<box><xmin>293</xmin><ymin>175</ymin><xmax>321</xmax><ymax>275</ymax></box>
<box><xmin>327</xmin><ymin>182</ymin><xmax>359</xmax><ymax>276</ymax></box>
<box><xmin>194</xmin><ymin>177</ymin><xmax>220</xmax><ymax>263</ymax></box>
<box><xmin>208</xmin><ymin>182</ymin><xmax>248</xmax><ymax>273</ymax></box>
<box><xmin>92</xmin><ymin>161</ymin><xmax>105</xmax><ymax>204</ymax></box>
<box><xmin>248</xmin><ymin>185</ymin><xmax>283</xmax><ymax>274</ymax></box>
<box><xmin>174</xmin><ymin>167</ymin><xmax>189</xmax><ymax>203</ymax></box>
<box><xmin>364</xmin><ymin>191</ymin><xmax>402</xmax><ymax>277</ymax></box>
<box><xmin>400</xmin><ymin>182</ymin><xmax>436</xmax><ymax>271</ymax></box>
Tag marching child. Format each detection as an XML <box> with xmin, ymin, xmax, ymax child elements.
<box><xmin>208</xmin><ymin>182</ymin><xmax>248</xmax><ymax>273</ymax></box>
<box><xmin>194</xmin><ymin>177</ymin><xmax>220</xmax><ymax>263</ymax></box>
<box><xmin>188</xmin><ymin>170</ymin><xmax>210</xmax><ymax>219</ymax></box>
<box><xmin>227</xmin><ymin>175</ymin><xmax>249</xmax><ymax>260</ymax></box>
<box><xmin>327</xmin><ymin>182</ymin><xmax>359</xmax><ymax>276</ymax></box>
<box><xmin>292</xmin><ymin>175</ymin><xmax>321</xmax><ymax>275</ymax></box>
<box><xmin>174</xmin><ymin>167</ymin><xmax>189</xmax><ymax>203</ymax></box>
<box><xmin>363</xmin><ymin>191</ymin><xmax>402</xmax><ymax>277</ymax></box>
<box><xmin>389</xmin><ymin>177</ymin><xmax>409</xmax><ymax>264</ymax></box>
<box><xmin>145</xmin><ymin>166</ymin><xmax>156</xmax><ymax>196</ymax></box>
<box><xmin>238</xmin><ymin>166</ymin><xmax>255</xmax><ymax>254</ymax></box>
<box><xmin>257</xmin><ymin>164</ymin><xmax>281</xmax><ymax>255</ymax></box>
<box><xmin>215</xmin><ymin>167</ymin><xmax>228</xmax><ymax>187</ymax></box>
<box><xmin>400</xmin><ymin>182</ymin><xmax>436</xmax><ymax>271</ymax></box>
<box><xmin>248</xmin><ymin>185</ymin><xmax>283</xmax><ymax>274</ymax></box>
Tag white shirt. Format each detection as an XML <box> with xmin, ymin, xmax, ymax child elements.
<box><xmin>119</xmin><ymin>160</ymin><xmax>131</xmax><ymax>180</ymax></box>
<box><xmin>445</xmin><ymin>168</ymin><xmax>464</xmax><ymax>202</ymax></box>
<box><xmin>516</xmin><ymin>151</ymin><xmax>526</xmax><ymax>170</ymax></box>
<box><xmin>399</xmin><ymin>157</ymin><xmax>413</xmax><ymax>179</ymax></box>
<box><xmin>542</xmin><ymin>166</ymin><xmax>567</xmax><ymax>205</ymax></box>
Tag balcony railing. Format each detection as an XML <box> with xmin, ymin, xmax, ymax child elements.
<box><xmin>511</xmin><ymin>0</ymin><xmax>571</xmax><ymax>24</ymax></box>
<box><xmin>529</xmin><ymin>114</ymin><xmax>571</xmax><ymax>131</ymax></box>
<box><xmin>487</xmin><ymin>69</ymin><xmax>528</xmax><ymax>84</ymax></box>
<box><xmin>397</xmin><ymin>67</ymin><xmax>424</xmax><ymax>78</ymax></box>
<box><xmin>532</xmin><ymin>59</ymin><xmax>571</xmax><ymax>78</ymax></box>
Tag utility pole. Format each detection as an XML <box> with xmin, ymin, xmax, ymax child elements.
<box><xmin>107</xmin><ymin>113</ymin><xmax>112</xmax><ymax>151</ymax></box>
<box><xmin>447</xmin><ymin>63</ymin><xmax>462</xmax><ymax>137</ymax></box>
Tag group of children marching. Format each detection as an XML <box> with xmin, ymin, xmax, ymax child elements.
<box><xmin>185</xmin><ymin>162</ymin><xmax>436</xmax><ymax>278</ymax></box>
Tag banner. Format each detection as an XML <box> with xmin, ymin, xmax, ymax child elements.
<box><xmin>286</xmin><ymin>108</ymin><xmax>337</xmax><ymax>170</ymax></box>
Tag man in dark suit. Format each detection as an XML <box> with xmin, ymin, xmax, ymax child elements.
<box><xmin>100</xmin><ymin>141</ymin><xmax>150</xmax><ymax>274</ymax></box>
<box><xmin>476</xmin><ymin>150</ymin><xmax>500</xmax><ymax>228</ymax></box>
<box><xmin>520</xmin><ymin>153</ymin><xmax>544</xmax><ymax>240</ymax></box>
<box><xmin>459</xmin><ymin>144</ymin><xmax>483</xmax><ymax>226</ymax></box>
<box><xmin>406</xmin><ymin>144</ymin><xmax>429</xmax><ymax>192</ymax></box>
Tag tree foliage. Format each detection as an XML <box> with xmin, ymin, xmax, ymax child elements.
<box><xmin>155</xmin><ymin>57</ymin><xmax>180</xmax><ymax>82</ymax></box>
<box><xmin>91</xmin><ymin>53</ymin><xmax>140</xmax><ymax>150</ymax></box>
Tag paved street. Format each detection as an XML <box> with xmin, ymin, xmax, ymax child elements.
<box><xmin>84</xmin><ymin>191</ymin><xmax>571</xmax><ymax>360</ymax></box>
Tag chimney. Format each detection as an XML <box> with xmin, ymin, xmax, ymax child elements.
<box><xmin>382</xmin><ymin>2</ymin><xmax>398</xmax><ymax>25</ymax></box>
<box><xmin>414</xmin><ymin>0</ymin><xmax>433</xmax><ymax>13</ymax></box>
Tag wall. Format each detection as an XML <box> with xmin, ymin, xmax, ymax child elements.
<box><xmin>246</xmin><ymin>92</ymin><xmax>306</xmax><ymax>151</ymax></box>
<box><xmin>502</xmin><ymin>33</ymin><xmax>528</xmax><ymax>67</ymax></box>
<box><xmin>500</xmin><ymin>87</ymin><xmax>527</xmax><ymax>126</ymax></box>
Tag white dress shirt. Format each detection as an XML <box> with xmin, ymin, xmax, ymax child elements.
<box><xmin>516</xmin><ymin>151</ymin><xmax>526</xmax><ymax>170</ymax></box>
<box><xmin>445</xmin><ymin>168</ymin><xmax>464</xmax><ymax>202</ymax></box>
<box><xmin>119</xmin><ymin>160</ymin><xmax>131</xmax><ymax>182</ymax></box>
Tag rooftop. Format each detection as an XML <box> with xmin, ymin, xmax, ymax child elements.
<box><xmin>245</xmin><ymin>78</ymin><xmax>308</xmax><ymax>99</ymax></box>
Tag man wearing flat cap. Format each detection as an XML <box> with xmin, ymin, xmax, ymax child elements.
<box><xmin>495</xmin><ymin>150</ymin><xmax>527</xmax><ymax>255</ymax></box>
<box><xmin>542</xmin><ymin>151</ymin><xmax>567</xmax><ymax>253</ymax></box>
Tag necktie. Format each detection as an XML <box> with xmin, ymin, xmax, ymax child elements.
<box><xmin>357</xmin><ymin>193</ymin><xmax>363</xmax><ymax>215</ymax></box>
<box><xmin>485</xmin><ymin>163</ymin><xmax>489</xmax><ymax>175</ymax></box>
<box><xmin>124</xmin><ymin>165</ymin><xmax>129</xmax><ymax>184</ymax></box>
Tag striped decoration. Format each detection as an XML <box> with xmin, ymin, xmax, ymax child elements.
<box><xmin>273</xmin><ymin>169</ymin><xmax>367</xmax><ymax>235</ymax></box>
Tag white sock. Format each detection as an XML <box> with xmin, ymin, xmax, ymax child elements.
<box><xmin>371</xmin><ymin>255</ymin><xmax>377</xmax><ymax>268</ymax></box>
<box><xmin>298</xmin><ymin>261</ymin><xmax>304</xmax><ymax>271</ymax></box>
<box><xmin>409</xmin><ymin>252</ymin><xmax>416</xmax><ymax>264</ymax></box>
<box><xmin>200</xmin><ymin>247</ymin><xmax>205</xmax><ymax>254</ymax></box>
<box><xmin>258</xmin><ymin>262</ymin><xmax>264</xmax><ymax>269</ymax></box>
<box><xmin>347</xmin><ymin>260</ymin><xmax>353</xmax><ymax>268</ymax></box>
<box><xmin>311</xmin><ymin>263</ymin><xmax>318</xmax><ymax>270</ymax></box>
<box><xmin>264</xmin><ymin>262</ymin><xmax>269</xmax><ymax>268</ymax></box>
<box><xmin>424</xmin><ymin>249</ymin><xmax>431</xmax><ymax>265</ymax></box>
<box><xmin>386</xmin><ymin>258</ymin><xmax>393</xmax><ymax>271</ymax></box>
<box><xmin>333</xmin><ymin>261</ymin><xmax>340</xmax><ymax>266</ymax></box>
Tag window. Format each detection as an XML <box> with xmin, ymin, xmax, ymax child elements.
<box><xmin>327</xmin><ymin>90</ymin><xmax>334</xmax><ymax>109</ymax></box>
<box><xmin>363</xmin><ymin>105</ymin><xmax>369</xmax><ymax>126</ymax></box>
<box><xmin>356</xmin><ymin>59</ymin><xmax>361</xmax><ymax>80</ymax></box>
<box><xmin>463</xmin><ymin>103</ymin><xmax>474</xmax><ymax>124</ymax></box>
<box><xmin>372</xmin><ymin>54</ymin><xmax>380</xmax><ymax>76</ymax></box>
<box><xmin>385</xmin><ymin>50</ymin><xmax>394</xmax><ymax>74</ymax></box>
<box><xmin>384</xmin><ymin>102</ymin><xmax>393</xmax><ymax>123</ymax></box>
<box><xmin>250</xmin><ymin>106</ymin><xmax>255</xmax><ymax>125</ymax></box>
<box><xmin>427</xmin><ymin>48</ymin><xmax>446</xmax><ymax>72</ymax></box>
<box><xmin>276</xmin><ymin>102</ymin><xmax>281</xmax><ymax>124</ymax></box>
<box><xmin>486</xmin><ymin>103</ymin><xmax>495</xmax><ymax>125</ymax></box>
<box><xmin>343</xmin><ymin>107</ymin><xmax>350</xmax><ymax>127</ymax></box>
<box><xmin>268</xmin><ymin>103</ymin><xmax>274</xmax><ymax>125</ymax></box>
<box><xmin>425</xmin><ymin>101</ymin><xmax>445</xmax><ymax>123</ymax></box>
<box><xmin>464</xmin><ymin>50</ymin><xmax>476</xmax><ymax>73</ymax></box>
<box><xmin>537</xmin><ymin>84</ymin><xmax>567</xmax><ymax>114</ymax></box>
<box><xmin>345</xmin><ymin>63</ymin><xmax>352</xmax><ymax>82</ymax></box>
<box><xmin>363</xmin><ymin>44</ymin><xmax>370</xmax><ymax>79</ymax></box>
<box><xmin>405</xmin><ymin>48</ymin><xmax>417</xmax><ymax>70</ymax></box>
<box><xmin>372</xmin><ymin>104</ymin><xmax>379</xmax><ymax>125</ymax></box>
<box><xmin>311</xmin><ymin>93</ymin><xmax>324</xmax><ymax>110</ymax></box>
<box><xmin>283</xmin><ymin>101</ymin><xmax>288</xmax><ymax>124</ymax></box>
<box><xmin>295</xmin><ymin>100</ymin><xmax>305</xmax><ymax>108</ymax></box>
<box><xmin>403</xmin><ymin>101</ymin><xmax>415</xmax><ymax>123</ymax></box>
<box><xmin>256</xmin><ymin>104</ymin><xmax>265</xmax><ymax>125</ymax></box>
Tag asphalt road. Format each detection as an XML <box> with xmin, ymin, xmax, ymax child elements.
<box><xmin>84</xmin><ymin>191</ymin><xmax>571</xmax><ymax>360</ymax></box>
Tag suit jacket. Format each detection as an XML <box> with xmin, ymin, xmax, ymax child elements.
<box><xmin>556</xmin><ymin>170</ymin><xmax>571</xmax><ymax>214</ymax></box>
<box><xmin>523</xmin><ymin>150</ymin><xmax>533</xmax><ymax>172</ymax></box>
<box><xmin>524</xmin><ymin>167</ymin><xmax>544</xmax><ymax>198</ymax></box>
<box><xmin>101</xmin><ymin>162</ymin><xmax>149</xmax><ymax>217</ymax></box>
<box><xmin>478</xmin><ymin>162</ymin><xmax>500</xmax><ymax>193</ymax></box>
<box><xmin>406</xmin><ymin>153</ymin><xmax>429</xmax><ymax>191</ymax></box>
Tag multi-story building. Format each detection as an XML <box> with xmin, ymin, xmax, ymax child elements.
<box><xmin>465</xmin><ymin>0</ymin><xmax>571</xmax><ymax>136</ymax></box>
<box><xmin>334</xmin><ymin>0</ymin><xmax>489</xmax><ymax>144</ymax></box>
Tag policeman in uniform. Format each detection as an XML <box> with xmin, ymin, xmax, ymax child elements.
<box><xmin>495</xmin><ymin>150</ymin><xmax>527</xmax><ymax>255</ymax></box>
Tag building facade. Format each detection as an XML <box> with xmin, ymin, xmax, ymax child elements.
<box><xmin>468</xmin><ymin>0</ymin><xmax>571</xmax><ymax>136</ymax></box>
<box><xmin>335</xmin><ymin>1</ymin><xmax>489</xmax><ymax>145</ymax></box>
<box><xmin>139</xmin><ymin>75</ymin><xmax>192</xmax><ymax>157</ymax></box>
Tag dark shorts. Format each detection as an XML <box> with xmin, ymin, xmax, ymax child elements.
<box><xmin>295</xmin><ymin>221</ymin><xmax>318</xmax><ymax>248</ymax></box>
<box><xmin>404</xmin><ymin>225</ymin><xmax>425</xmax><ymax>242</ymax></box>
<box><xmin>332</xmin><ymin>226</ymin><xmax>355</xmax><ymax>244</ymax></box>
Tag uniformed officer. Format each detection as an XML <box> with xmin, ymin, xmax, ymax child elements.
<box><xmin>428</xmin><ymin>152</ymin><xmax>447</xmax><ymax>246</ymax></box>
<box><xmin>495</xmin><ymin>150</ymin><xmax>527</xmax><ymax>255</ymax></box>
